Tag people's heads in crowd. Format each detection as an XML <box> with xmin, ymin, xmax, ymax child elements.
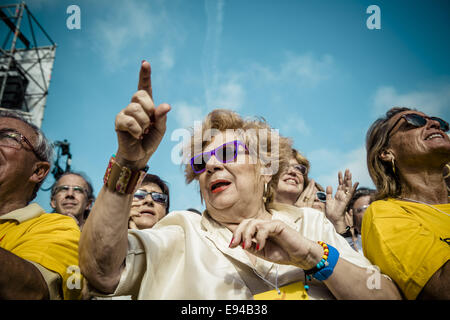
<box><xmin>347</xmin><ymin>187</ymin><xmax>376</xmax><ymax>234</ymax></box>
<box><xmin>184</xmin><ymin>109</ymin><xmax>292</xmax><ymax>220</ymax></box>
<box><xmin>366</xmin><ymin>107</ymin><xmax>450</xmax><ymax>200</ymax></box>
<box><xmin>50</xmin><ymin>171</ymin><xmax>95</xmax><ymax>229</ymax></box>
<box><xmin>0</xmin><ymin>110</ymin><xmax>53</xmax><ymax>206</ymax></box>
<box><xmin>275</xmin><ymin>148</ymin><xmax>310</xmax><ymax>205</ymax></box>
<box><xmin>129</xmin><ymin>173</ymin><xmax>170</xmax><ymax>229</ymax></box>
<box><xmin>312</xmin><ymin>181</ymin><xmax>326</xmax><ymax>212</ymax></box>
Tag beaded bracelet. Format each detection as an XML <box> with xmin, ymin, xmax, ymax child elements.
<box><xmin>303</xmin><ymin>241</ymin><xmax>339</xmax><ymax>291</ymax></box>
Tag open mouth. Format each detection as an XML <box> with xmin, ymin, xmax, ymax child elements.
<box><xmin>425</xmin><ymin>132</ymin><xmax>444</xmax><ymax>140</ymax></box>
<box><xmin>210</xmin><ymin>180</ymin><xmax>232</xmax><ymax>193</ymax></box>
<box><xmin>283</xmin><ymin>178</ymin><xmax>298</xmax><ymax>185</ymax></box>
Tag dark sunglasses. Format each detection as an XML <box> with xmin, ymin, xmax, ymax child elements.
<box><xmin>387</xmin><ymin>113</ymin><xmax>449</xmax><ymax>138</ymax></box>
<box><xmin>316</xmin><ymin>191</ymin><xmax>327</xmax><ymax>203</ymax></box>
<box><xmin>190</xmin><ymin>140</ymin><xmax>249</xmax><ymax>174</ymax></box>
<box><xmin>289</xmin><ymin>164</ymin><xmax>308</xmax><ymax>175</ymax></box>
<box><xmin>133</xmin><ymin>189</ymin><xmax>168</xmax><ymax>205</ymax></box>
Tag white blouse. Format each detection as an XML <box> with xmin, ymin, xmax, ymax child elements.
<box><xmin>104</xmin><ymin>203</ymin><xmax>373</xmax><ymax>300</ymax></box>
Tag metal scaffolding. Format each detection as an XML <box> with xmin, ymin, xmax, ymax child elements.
<box><xmin>0</xmin><ymin>2</ymin><xmax>56</xmax><ymax>128</ymax></box>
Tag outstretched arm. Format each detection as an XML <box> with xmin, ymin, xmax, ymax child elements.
<box><xmin>79</xmin><ymin>61</ymin><xmax>170</xmax><ymax>293</ymax></box>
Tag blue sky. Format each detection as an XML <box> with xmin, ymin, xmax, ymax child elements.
<box><xmin>4</xmin><ymin>0</ymin><xmax>449</xmax><ymax>212</ymax></box>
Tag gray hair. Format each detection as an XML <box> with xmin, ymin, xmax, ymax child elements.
<box><xmin>0</xmin><ymin>110</ymin><xmax>54</xmax><ymax>201</ymax></box>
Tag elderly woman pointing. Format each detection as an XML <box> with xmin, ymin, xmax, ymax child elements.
<box><xmin>79</xmin><ymin>61</ymin><xmax>401</xmax><ymax>300</ymax></box>
<box><xmin>363</xmin><ymin>107</ymin><xmax>450</xmax><ymax>300</ymax></box>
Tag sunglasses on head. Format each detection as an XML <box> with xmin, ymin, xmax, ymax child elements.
<box><xmin>387</xmin><ymin>113</ymin><xmax>449</xmax><ymax>138</ymax></box>
<box><xmin>133</xmin><ymin>189</ymin><xmax>168</xmax><ymax>205</ymax></box>
<box><xmin>190</xmin><ymin>140</ymin><xmax>249</xmax><ymax>174</ymax></box>
<box><xmin>316</xmin><ymin>191</ymin><xmax>327</xmax><ymax>203</ymax></box>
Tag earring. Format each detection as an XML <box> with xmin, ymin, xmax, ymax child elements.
<box><xmin>263</xmin><ymin>183</ymin><xmax>268</xmax><ymax>203</ymax></box>
<box><xmin>391</xmin><ymin>158</ymin><xmax>396</xmax><ymax>175</ymax></box>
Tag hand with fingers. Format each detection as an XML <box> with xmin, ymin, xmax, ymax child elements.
<box><xmin>294</xmin><ymin>179</ymin><xmax>316</xmax><ymax>208</ymax></box>
<box><xmin>128</xmin><ymin>211</ymin><xmax>139</xmax><ymax>230</ymax></box>
<box><xmin>324</xmin><ymin>169</ymin><xmax>359</xmax><ymax>234</ymax></box>
<box><xmin>229</xmin><ymin>218</ymin><xmax>323</xmax><ymax>270</ymax></box>
<box><xmin>115</xmin><ymin>60</ymin><xmax>171</xmax><ymax>169</ymax></box>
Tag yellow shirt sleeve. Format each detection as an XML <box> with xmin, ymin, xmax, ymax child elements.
<box><xmin>5</xmin><ymin>214</ymin><xmax>82</xmax><ymax>299</ymax></box>
<box><xmin>362</xmin><ymin>200</ymin><xmax>450</xmax><ymax>300</ymax></box>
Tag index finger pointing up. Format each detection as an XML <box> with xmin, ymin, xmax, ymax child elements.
<box><xmin>138</xmin><ymin>60</ymin><xmax>153</xmax><ymax>99</ymax></box>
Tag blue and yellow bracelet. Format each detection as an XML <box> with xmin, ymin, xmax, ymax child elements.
<box><xmin>303</xmin><ymin>241</ymin><xmax>340</xmax><ymax>291</ymax></box>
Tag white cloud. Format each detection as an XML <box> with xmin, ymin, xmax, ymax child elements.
<box><xmin>307</xmin><ymin>146</ymin><xmax>375</xmax><ymax>192</ymax></box>
<box><xmin>277</xmin><ymin>115</ymin><xmax>311</xmax><ymax>137</ymax></box>
<box><xmin>372</xmin><ymin>84</ymin><xmax>450</xmax><ymax>117</ymax></box>
<box><xmin>249</xmin><ymin>52</ymin><xmax>334</xmax><ymax>89</ymax></box>
<box><xmin>280</xmin><ymin>52</ymin><xmax>334</xmax><ymax>87</ymax></box>
<box><xmin>90</xmin><ymin>0</ymin><xmax>162</xmax><ymax>68</ymax></box>
<box><xmin>172</xmin><ymin>101</ymin><xmax>204</xmax><ymax>129</ymax></box>
<box><xmin>159</xmin><ymin>45</ymin><xmax>175</xmax><ymax>70</ymax></box>
<box><xmin>206</xmin><ymin>77</ymin><xmax>245</xmax><ymax>110</ymax></box>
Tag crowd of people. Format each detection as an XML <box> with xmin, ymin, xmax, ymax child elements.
<box><xmin>0</xmin><ymin>60</ymin><xmax>448</xmax><ymax>300</ymax></box>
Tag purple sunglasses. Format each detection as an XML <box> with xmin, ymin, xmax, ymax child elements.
<box><xmin>190</xmin><ymin>140</ymin><xmax>249</xmax><ymax>174</ymax></box>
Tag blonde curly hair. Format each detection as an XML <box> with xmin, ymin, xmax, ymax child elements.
<box><xmin>183</xmin><ymin>109</ymin><xmax>292</xmax><ymax>207</ymax></box>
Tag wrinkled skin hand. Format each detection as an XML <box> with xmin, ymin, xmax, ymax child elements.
<box><xmin>114</xmin><ymin>60</ymin><xmax>171</xmax><ymax>169</ymax></box>
<box><xmin>324</xmin><ymin>169</ymin><xmax>359</xmax><ymax>233</ymax></box>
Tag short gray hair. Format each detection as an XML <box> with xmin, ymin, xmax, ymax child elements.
<box><xmin>0</xmin><ymin>110</ymin><xmax>54</xmax><ymax>201</ymax></box>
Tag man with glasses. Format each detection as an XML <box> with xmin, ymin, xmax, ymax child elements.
<box><xmin>340</xmin><ymin>187</ymin><xmax>376</xmax><ymax>252</ymax></box>
<box><xmin>51</xmin><ymin>171</ymin><xmax>95</xmax><ymax>229</ymax></box>
<box><xmin>128</xmin><ymin>173</ymin><xmax>170</xmax><ymax>230</ymax></box>
<box><xmin>0</xmin><ymin>110</ymin><xmax>80</xmax><ymax>299</ymax></box>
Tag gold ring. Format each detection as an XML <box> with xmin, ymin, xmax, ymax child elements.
<box><xmin>304</xmin><ymin>197</ymin><xmax>309</xmax><ymax>201</ymax></box>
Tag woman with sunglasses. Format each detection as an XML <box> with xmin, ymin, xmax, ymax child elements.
<box><xmin>363</xmin><ymin>107</ymin><xmax>450</xmax><ymax>300</ymax></box>
<box><xmin>80</xmin><ymin>61</ymin><xmax>401</xmax><ymax>300</ymax></box>
<box><xmin>128</xmin><ymin>173</ymin><xmax>170</xmax><ymax>230</ymax></box>
<box><xmin>275</xmin><ymin>149</ymin><xmax>359</xmax><ymax>235</ymax></box>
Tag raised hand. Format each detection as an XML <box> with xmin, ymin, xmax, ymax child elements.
<box><xmin>115</xmin><ymin>60</ymin><xmax>171</xmax><ymax>168</ymax></box>
<box><xmin>294</xmin><ymin>179</ymin><xmax>316</xmax><ymax>208</ymax></box>
<box><xmin>324</xmin><ymin>169</ymin><xmax>359</xmax><ymax>233</ymax></box>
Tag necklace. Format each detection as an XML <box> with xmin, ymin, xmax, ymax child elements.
<box><xmin>252</xmin><ymin>265</ymin><xmax>280</xmax><ymax>294</ymax></box>
<box><xmin>399</xmin><ymin>198</ymin><xmax>450</xmax><ymax>217</ymax></box>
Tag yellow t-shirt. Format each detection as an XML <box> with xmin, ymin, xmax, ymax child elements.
<box><xmin>362</xmin><ymin>198</ymin><xmax>450</xmax><ymax>300</ymax></box>
<box><xmin>0</xmin><ymin>203</ymin><xmax>81</xmax><ymax>300</ymax></box>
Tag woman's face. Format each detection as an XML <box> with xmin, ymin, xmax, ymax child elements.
<box><xmin>197</xmin><ymin>132</ymin><xmax>268</xmax><ymax>224</ymax></box>
<box><xmin>312</xmin><ymin>185</ymin><xmax>326</xmax><ymax>212</ymax></box>
<box><xmin>129</xmin><ymin>182</ymin><xmax>167</xmax><ymax>229</ymax></box>
<box><xmin>386</xmin><ymin>111</ymin><xmax>450</xmax><ymax>167</ymax></box>
<box><xmin>277</xmin><ymin>157</ymin><xmax>305</xmax><ymax>199</ymax></box>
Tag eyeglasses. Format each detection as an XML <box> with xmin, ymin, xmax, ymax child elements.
<box><xmin>133</xmin><ymin>189</ymin><xmax>168</xmax><ymax>206</ymax></box>
<box><xmin>53</xmin><ymin>185</ymin><xmax>87</xmax><ymax>196</ymax></box>
<box><xmin>289</xmin><ymin>164</ymin><xmax>308</xmax><ymax>175</ymax></box>
<box><xmin>354</xmin><ymin>204</ymin><xmax>370</xmax><ymax>214</ymax></box>
<box><xmin>386</xmin><ymin>113</ymin><xmax>449</xmax><ymax>139</ymax></box>
<box><xmin>0</xmin><ymin>129</ymin><xmax>43</xmax><ymax>160</ymax></box>
<box><xmin>316</xmin><ymin>191</ymin><xmax>327</xmax><ymax>203</ymax></box>
<box><xmin>190</xmin><ymin>140</ymin><xmax>249</xmax><ymax>174</ymax></box>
